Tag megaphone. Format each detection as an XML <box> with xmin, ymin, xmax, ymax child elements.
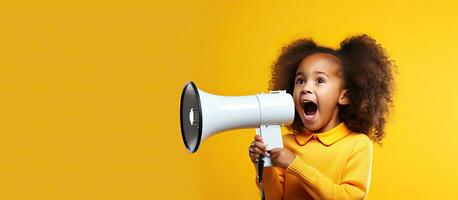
<box><xmin>180</xmin><ymin>81</ymin><xmax>294</xmax><ymax>166</ymax></box>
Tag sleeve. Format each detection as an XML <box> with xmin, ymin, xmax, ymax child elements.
<box><xmin>285</xmin><ymin>139</ymin><xmax>373</xmax><ymax>200</ymax></box>
<box><xmin>253</xmin><ymin>164</ymin><xmax>285</xmax><ymax>200</ymax></box>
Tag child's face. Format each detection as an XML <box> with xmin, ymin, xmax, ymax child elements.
<box><xmin>293</xmin><ymin>53</ymin><xmax>349</xmax><ymax>133</ymax></box>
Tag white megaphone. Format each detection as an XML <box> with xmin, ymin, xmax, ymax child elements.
<box><xmin>180</xmin><ymin>81</ymin><xmax>295</xmax><ymax>167</ymax></box>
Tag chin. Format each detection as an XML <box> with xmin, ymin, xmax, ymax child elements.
<box><xmin>302</xmin><ymin>119</ymin><xmax>323</xmax><ymax>132</ymax></box>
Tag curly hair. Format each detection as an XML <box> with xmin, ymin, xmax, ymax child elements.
<box><xmin>269</xmin><ymin>34</ymin><xmax>395</xmax><ymax>144</ymax></box>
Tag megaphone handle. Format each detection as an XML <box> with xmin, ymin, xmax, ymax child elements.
<box><xmin>255</xmin><ymin>125</ymin><xmax>282</xmax><ymax>200</ymax></box>
<box><xmin>257</xmin><ymin>154</ymin><xmax>266</xmax><ymax>200</ymax></box>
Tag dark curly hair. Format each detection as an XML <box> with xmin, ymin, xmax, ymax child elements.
<box><xmin>269</xmin><ymin>34</ymin><xmax>395</xmax><ymax>144</ymax></box>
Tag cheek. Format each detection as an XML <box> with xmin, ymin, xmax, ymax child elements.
<box><xmin>292</xmin><ymin>90</ymin><xmax>302</xmax><ymax>112</ymax></box>
<box><xmin>292</xmin><ymin>85</ymin><xmax>299</xmax><ymax>95</ymax></box>
<box><xmin>292</xmin><ymin>87</ymin><xmax>300</xmax><ymax>101</ymax></box>
<box><xmin>317</xmin><ymin>86</ymin><xmax>341</xmax><ymax>107</ymax></box>
<box><xmin>293</xmin><ymin>95</ymin><xmax>301</xmax><ymax>110</ymax></box>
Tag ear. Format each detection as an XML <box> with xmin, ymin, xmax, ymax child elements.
<box><xmin>338</xmin><ymin>89</ymin><xmax>350</xmax><ymax>105</ymax></box>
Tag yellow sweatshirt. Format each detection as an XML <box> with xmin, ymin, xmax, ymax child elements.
<box><xmin>256</xmin><ymin>122</ymin><xmax>373</xmax><ymax>200</ymax></box>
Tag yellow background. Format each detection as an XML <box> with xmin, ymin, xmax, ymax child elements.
<box><xmin>1</xmin><ymin>0</ymin><xmax>457</xmax><ymax>199</ymax></box>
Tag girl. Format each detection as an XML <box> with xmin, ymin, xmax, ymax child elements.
<box><xmin>248</xmin><ymin>34</ymin><xmax>395</xmax><ymax>200</ymax></box>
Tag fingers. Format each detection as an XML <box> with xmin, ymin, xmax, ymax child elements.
<box><xmin>269</xmin><ymin>148</ymin><xmax>281</xmax><ymax>159</ymax></box>
<box><xmin>249</xmin><ymin>143</ymin><xmax>258</xmax><ymax>163</ymax></box>
<box><xmin>270</xmin><ymin>148</ymin><xmax>281</xmax><ymax>154</ymax></box>
<box><xmin>250</xmin><ymin>144</ymin><xmax>267</xmax><ymax>155</ymax></box>
<box><xmin>249</xmin><ymin>152</ymin><xmax>260</xmax><ymax>162</ymax></box>
<box><xmin>248</xmin><ymin>138</ymin><xmax>268</xmax><ymax>163</ymax></box>
<box><xmin>249</xmin><ymin>150</ymin><xmax>263</xmax><ymax>163</ymax></box>
<box><xmin>253</xmin><ymin>140</ymin><xmax>267</xmax><ymax>150</ymax></box>
<box><xmin>251</xmin><ymin>135</ymin><xmax>268</xmax><ymax>151</ymax></box>
<box><xmin>254</xmin><ymin>135</ymin><xmax>263</xmax><ymax>141</ymax></box>
<box><xmin>270</xmin><ymin>151</ymin><xmax>280</xmax><ymax>160</ymax></box>
<box><xmin>249</xmin><ymin>141</ymin><xmax>267</xmax><ymax>154</ymax></box>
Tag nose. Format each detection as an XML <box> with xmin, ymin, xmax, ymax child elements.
<box><xmin>302</xmin><ymin>81</ymin><xmax>313</xmax><ymax>94</ymax></box>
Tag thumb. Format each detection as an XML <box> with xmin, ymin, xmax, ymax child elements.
<box><xmin>270</xmin><ymin>148</ymin><xmax>282</xmax><ymax>154</ymax></box>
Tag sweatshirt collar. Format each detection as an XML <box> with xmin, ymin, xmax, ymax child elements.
<box><xmin>294</xmin><ymin>122</ymin><xmax>351</xmax><ymax>146</ymax></box>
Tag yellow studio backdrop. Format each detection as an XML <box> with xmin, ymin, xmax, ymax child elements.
<box><xmin>1</xmin><ymin>0</ymin><xmax>458</xmax><ymax>199</ymax></box>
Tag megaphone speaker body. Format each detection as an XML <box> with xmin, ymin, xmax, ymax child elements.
<box><xmin>180</xmin><ymin>81</ymin><xmax>294</xmax><ymax>167</ymax></box>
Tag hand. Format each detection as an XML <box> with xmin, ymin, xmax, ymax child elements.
<box><xmin>270</xmin><ymin>148</ymin><xmax>296</xmax><ymax>169</ymax></box>
<box><xmin>248</xmin><ymin>135</ymin><xmax>268</xmax><ymax>164</ymax></box>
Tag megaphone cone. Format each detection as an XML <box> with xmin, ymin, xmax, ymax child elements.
<box><xmin>180</xmin><ymin>81</ymin><xmax>295</xmax><ymax>154</ymax></box>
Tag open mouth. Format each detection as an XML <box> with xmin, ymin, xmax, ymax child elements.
<box><xmin>302</xmin><ymin>101</ymin><xmax>318</xmax><ymax>116</ymax></box>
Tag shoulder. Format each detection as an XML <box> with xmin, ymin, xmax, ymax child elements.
<box><xmin>282</xmin><ymin>133</ymin><xmax>298</xmax><ymax>147</ymax></box>
<box><xmin>344</xmin><ymin>132</ymin><xmax>373</xmax><ymax>153</ymax></box>
<box><xmin>282</xmin><ymin>133</ymin><xmax>296</xmax><ymax>140</ymax></box>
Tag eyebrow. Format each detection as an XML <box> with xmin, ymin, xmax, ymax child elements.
<box><xmin>295</xmin><ymin>71</ymin><xmax>329</xmax><ymax>77</ymax></box>
<box><xmin>315</xmin><ymin>71</ymin><xmax>329</xmax><ymax>77</ymax></box>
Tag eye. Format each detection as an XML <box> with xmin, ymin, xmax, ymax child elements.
<box><xmin>316</xmin><ymin>77</ymin><xmax>326</xmax><ymax>84</ymax></box>
<box><xmin>295</xmin><ymin>78</ymin><xmax>304</xmax><ymax>85</ymax></box>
